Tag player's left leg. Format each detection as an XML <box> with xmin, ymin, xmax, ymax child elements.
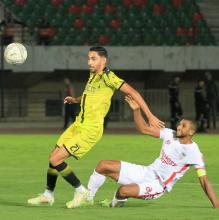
<box><xmin>49</xmin><ymin>146</ymin><xmax>82</xmax><ymax>187</ymax></box>
<box><xmin>101</xmin><ymin>162</ymin><xmax>166</xmax><ymax>208</ymax></box>
<box><xmin>86</xmin><ymin>160</ymin><xmax>121</xmax><ymax>203</ymax></box>
<box><xmin>100</xmin><ymin>184</ymin><xmax>138</xmax><ymax>208</ymax></box>
<box><xmin>110</xmin><ymin>184</ymin><xmax>139</xmax><ymax>207</ymax></box>
<box><xmin>109</xmin><ymin>180</ymin><xmax>165</xmax><ymax>208</ymax></box>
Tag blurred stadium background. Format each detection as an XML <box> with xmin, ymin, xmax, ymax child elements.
<box><xmin>0</xmin><ymin>0</ymin><xmax>219</xmax><ymax>131</ymax></box>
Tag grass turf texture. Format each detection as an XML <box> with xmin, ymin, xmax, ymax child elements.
<box><xmin>0</xmin><ymin>134</ymin><xmax>218</xmax><ymax>220</ymax></box>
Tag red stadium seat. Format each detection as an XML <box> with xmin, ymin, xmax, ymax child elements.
<box><xmin>81</xmin><ymin>4</ymin><xmax>93</xmax><ymax>13</ymax></box>
<box><xmin>68</xmin><ymin>4</ymin><xmax>81</xmax><ymax>14</ymax></box>
<box><xmin>123</xmin><ymin>0</ymin><xmax>132</xmax><ymax>7</ymax></box>
<box><xmin>133</xmin><ymin>0</ymin><xmax>147</xmax><ymax>7</ymax></box>
<box><xmin>187</xmin><ymin>27</ymin><xmax>195</xmax><ymax>37</ymax></box>
<box><xmin>74</xmin><ymin>19</ymin><xmax>84</xmax><ymax>29</ymax></box>
<box><xmin>15</xmin><ymin>0</ymin><xmax>27</xmax><ymax>6</ymax></box>
<box><xmin>176</xmin><ymin>27</ymin><xmax>186</xmax><ymax>37</ymax></box>
<box><xmin>51</xmin><ymin>0</ymin><xmax>62</xmax><ymax>8</ymax></box>
<box><xmin>39</xmin><ymin>27</ymin><xmax>56</xmax><ymax>38</ymax></box>
<box><xmin>172</xmin><ymin>0</ymin><xmax>184</xmax><ymax>8</ymax></box>
<box><xmin>153</xmin><ymin>4</ymin><xmax>165</xmax><ymax>16</ymax></box>
<box><xmin>193</xmin><ymin>12</ymin><xmax>203</xmax><ymax>23</ymax></box>
<box><xmin>87</xmin><ymin>0</ymin><xmax>99</xmax><ymax>7</ymax></box>
<box><xmin>104</xmin><ymin>4</ymin><xmax>116</xmax><ymax>14</ymax></box>
<box><xmin>110</xmin><ymin>19</ymin><xmax>121</xmax><ymax>29</ymax></box>
<box><xmin>99</xmin><ymin>35</ymin><xmax>110</xmax><ymax>45</ymax></box>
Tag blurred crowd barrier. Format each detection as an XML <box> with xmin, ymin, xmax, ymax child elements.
<box><xmin>0</xmin><ymin>88</ymin><xmax>204</xmax><ymax>122</ymax></box>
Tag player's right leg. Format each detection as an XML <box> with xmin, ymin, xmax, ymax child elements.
<box><xmin>27</xmin><ymin>147</ymin><xmax>60</xmax><ymax>205</ymax></box>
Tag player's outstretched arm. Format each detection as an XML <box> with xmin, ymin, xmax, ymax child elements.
<box><xmin>199</xmin><ymin>174</ymin><xmax>219</xmax><ymax>208</ymax></box>
<box><xmin>125</xmin><ymin>95</ymin><xmax>160</xmax><ymax>138</ymax></box>
<box><xmin>64</xmin><ymin>96</ymin><xmax>82</xmax><ymax>104</ymax></box>
<box><xmin>120</xmin><ymin>83</ymin><xmax>164</xmax><ymax>129</ymax></box>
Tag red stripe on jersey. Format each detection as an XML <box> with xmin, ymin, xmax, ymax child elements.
<box><xmin>164</xmin><ymin>164</ymin><xmax>190</xmax><ymax>185</ymax></box>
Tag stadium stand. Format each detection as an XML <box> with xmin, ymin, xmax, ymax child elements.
<box><xmin>0</xmin><ymin>0</ymin><xmax>217</xmax><ymax>45</ymax></box>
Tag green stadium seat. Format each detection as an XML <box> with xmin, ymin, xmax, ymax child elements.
<box><xmin>177</xmin><ymin>36</ymin><xmax>188</xmax><ymax>45</ymax></box>
<box><xmin>143</xmin><ymin>34</ymin><xmax>153</xmax><ymax>45</ymax></box>
<box><xmin>154</xmin><ymin>34</ymin><xmax>165</xmax><ymax>46</ymax></box>
<box><xmin>131</xmin><ymin>33</ymin><xmax>141</xmax><ymax>46</ymax></box>
<box><xmin>50</xmin><ymin>35</ymin><xmax>60</xmax><ymax>45</ymax></box>
<box><xmin>116</xmin><ymin>5</ymin><xmax>129</xmax><ymax>19</ymax></box>
<box><xmin>165</xmin><ymin>34</ymin><xmax>177</xmax><ymax>46</ymax></box>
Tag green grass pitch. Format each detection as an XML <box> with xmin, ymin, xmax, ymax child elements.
<box><xmin>0</xmin><ymin>133</ymin><xmax>218</xmax><ymax>220</ymax></box>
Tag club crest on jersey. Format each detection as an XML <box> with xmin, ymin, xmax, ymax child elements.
<box><xmin>165</xmin><ymin>140</ymin><xmax>171</xmax><ymax>145</ymax></box>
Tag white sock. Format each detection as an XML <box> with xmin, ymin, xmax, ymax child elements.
<box><xmin>87</xmin><ymin>170</ymin><xmax>106</xmax><ymax>201</ymax></box>
<box><xmin>43</xmin><ymin>189</ymin><xmax>54</xmax><ymax>199</ymax></box>
<box><xmin>75</xmin><ymin>184</ymin><xmax>87</xmax><ymax>193</ymax></box>
<box><xmin>111</xmin><ymin>195</ymin><xmax>118</xmax><ymax>207</ymax></box>
<box><xmin>111</xmin><ymin>193</ymin><xmax>127</xmax><ymax>207</ymax></box>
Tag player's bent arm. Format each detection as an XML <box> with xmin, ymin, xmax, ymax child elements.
<box><xmin>133</xmin><ymin>108</ymin><xmax>160</xmax><ymax>138</ymax></box>
<box><xmin>74</xmin><ymin>96</ymin><xmax>82</xmax><ymax>103</ymax></box>
<box><xmin>64</xmin><ymin>96</ymin><xmax>82</xmax><ymax>104</ymax></box>
<box><xmin>120</xmin><ymin>83</ymin><xmax>164</xmax><ymax>128</ymax></box>
<box><xmin>120</xmin><ymin>83</ymin><xmax>153</xmax><ymax>117</ymax></box>
<box><xmin>198</xmin><ymin>174</ymin><xmax>219</xmax><ymax>208</ymax></box>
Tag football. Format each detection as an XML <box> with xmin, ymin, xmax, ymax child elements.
<box><xmin>4</xmin><ymin>42</ymin><xmax>27</xmax><ymax>65</ymax></box>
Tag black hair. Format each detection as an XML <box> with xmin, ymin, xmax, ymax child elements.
<box><xmin>89</xmin><ymin>46</ymin><xmax>108</xmax><ymax>58</ymax></box>
<box><xmin>188</xmin><ymin>120</ymin><xmax>197</xmax><ymax>134</ymax></box>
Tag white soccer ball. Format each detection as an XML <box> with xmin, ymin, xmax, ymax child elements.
<box><xmin>4</xmin><ymin>43</ymin><xmax>27</xmax><ymax>65</ymax></box>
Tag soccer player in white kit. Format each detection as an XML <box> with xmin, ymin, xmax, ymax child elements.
<box><xmin>84</xmin><ymin>95</ymin><xmax>219</xmax><ymax>208</ymax></box>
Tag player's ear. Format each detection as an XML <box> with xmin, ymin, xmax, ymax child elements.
<box><xmin>189</xmin><ymin>129</ymin><xmax>195</xmax><ymax>136</ymax></box>
<box><xmin>102</xmin><ymin>56</ymin><xmax>107</xmax><ymax>64</ymax></box>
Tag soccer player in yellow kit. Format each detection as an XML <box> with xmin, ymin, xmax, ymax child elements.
<box><xmin>27</xmin><ymin>46</ymin><xmax>164</xmax><ymax>208</ymax></box>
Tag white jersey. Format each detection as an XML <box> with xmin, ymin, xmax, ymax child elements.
<box><xmin>147</xmin><ymin>128</ymin><xmax>205</xmax><ymax>192</ymax></box>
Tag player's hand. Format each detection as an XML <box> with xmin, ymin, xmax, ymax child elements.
<box><xmin>125</xmin><ymin>95</ymin><xmax>140</xmax><ymax>110</ymax></box>
<box><xmin>213</xmin><ymin>202</ymin><xmax>219</xmax><ymax>208</ymax></box>
<box><xmin>64</xmin><ymin>96</ymin><xmax>76</xmax><ymax>104</ymax></box>
<box><xmin>148</xmin><ymin>114</ymin><xmax>165</xmax><ymax>129</ymax></box>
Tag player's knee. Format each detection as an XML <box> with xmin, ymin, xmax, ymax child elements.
<box><xmin>49</xmin><ymin>155</ymin><xmax>59</xmax><ymax>167</ymax></box>
<box><xmin>118</xmin><ymin>186</ymin><xmax>129</xmax><ymax>197</ymax></box>
<box><xmin>95</xmin><ymin>160</ymin><xmax>110</xmax><ymax>174</ymax></box>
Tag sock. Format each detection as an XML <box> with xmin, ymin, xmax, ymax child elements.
<box><xmin>87</xmin><ymin>170</ymin><xmax>106</xmax><ymax>201</ymax></box>
<box><xmin>111</xmin><ymin>192</ymin><xmax>127</xmax><ymax>207</ymax></box>
<box><xmin>43</xmin><ymin>189</ymin><xmax>54</xmax><ymax>199</ymax></box>
<box><xmin>75</xmin><ymin>184</ymin><xmax>87</xmax><ymax>193</ymax></box>
<box><xmin>46</xmin><ymin>163</ymin><xmax>58</xmax><ymax>191</ymax></box>
<box><xmin>55</xmin><ymin>162</ymin><xmax>81</xmax><ymax>188</ymax></box>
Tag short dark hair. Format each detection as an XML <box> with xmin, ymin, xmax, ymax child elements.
<box><xmin>188</xmin><ymin>120</ymin><xmax>197</xmax><ymax>134</ymax></box>
<box><xmin>89</xmin><ymin>46</ymin><xmax>108</xmax><ymax>58</ymax></box>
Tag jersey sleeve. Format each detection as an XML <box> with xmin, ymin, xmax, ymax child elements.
<box><xmin>102</xmin><ymin>71</ymin><xmax>125</xmax><ymax>90</ymax></box>
<box><xmin>186</xmin><ymin>145</ymin><xmax>205</xmax><ymax>169</ymax></box>
<box><xmin>160</xmin><ymin>128</ymin><xmax>175</xmax><ymax>140</ymax></box>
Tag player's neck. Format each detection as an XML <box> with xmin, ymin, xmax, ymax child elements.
<box><xmin>178</xmin><ymin>137</ymin><xmax>193</xmax><ymax>145</ymax></box>
<box><xmin>94</xmin><ymin>68</ymin><xmax>105</xmax><ymax>75</ymax></box>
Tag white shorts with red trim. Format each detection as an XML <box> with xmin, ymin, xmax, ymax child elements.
<box><xmin>118</xmin><ymin>161</ymin><xmax>166</xmax><ymax>200</ymax></box>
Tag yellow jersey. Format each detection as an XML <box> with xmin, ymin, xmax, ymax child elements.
<box><xmin>75</xmin><ymin>69</ymin><xmax>124</xmax><ymax>126</ymax></box>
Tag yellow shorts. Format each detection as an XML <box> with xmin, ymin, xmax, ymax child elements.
<box><xmin>56</xmin><ymin>122</ymin><xmax>103</xmax><ymax>159</ymax></box>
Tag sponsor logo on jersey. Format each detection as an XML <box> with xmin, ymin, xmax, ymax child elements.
<box><xmin>160</xmin><ymin>149</ymin><xmax>177</xmax><ymax>166</ymax></box>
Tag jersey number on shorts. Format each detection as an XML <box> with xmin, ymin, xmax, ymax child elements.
<box><xmin>70</xmin><ymin>144</ymin><xmax>80</xmax><ymax>153</ymax></box>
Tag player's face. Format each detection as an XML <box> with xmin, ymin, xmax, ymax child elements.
<box><xmin>88</xmin><ymin>51</ymin><xmax>106</xmax><ymax>74</ymax></box>
<box><xmin>176</xmin><ymin>120</ymin><xmax>192</xmax><ymax>138</ymax></box>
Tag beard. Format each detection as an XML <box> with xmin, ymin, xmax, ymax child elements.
<box><xmin>176</xmin><ymin>133</ymin><xmax>186</xmax><ymax>138</ymax></box>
